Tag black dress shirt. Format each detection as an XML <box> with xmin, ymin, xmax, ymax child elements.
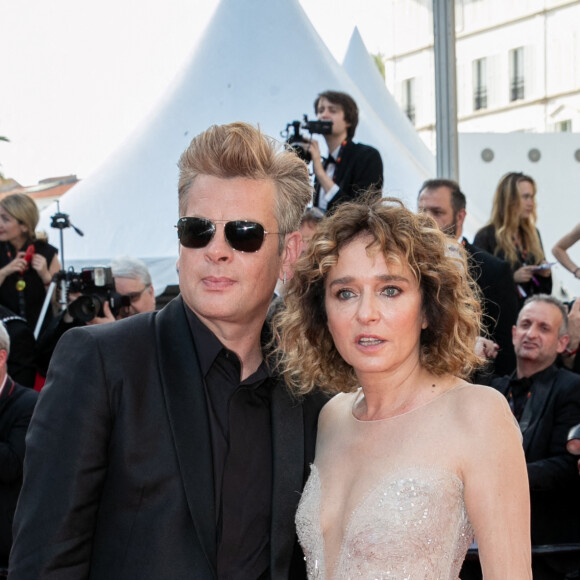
<box><xmin>186</xmin><ymin>308</ymin><xmax>273</xmax><ymax>580</ymax></box>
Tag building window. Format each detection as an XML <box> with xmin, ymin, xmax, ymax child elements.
<box><xmin>473</xmin><ymin>58</ymin><xmax>487</xmax><ymax>110</ymax></box>
<box><xmin>509</xmin><ymin>47</ymin><xmax>525</xmax><ymax>102</ymax></box>
<box><xmin>556</xmin><ymin>120</ymin><xmax>572</xmax><ymax>132</ymax></box>
<box><xmin>403</xmin><ymin>78</ymin><xmax>415</xmax><ymax>124</ymax></box>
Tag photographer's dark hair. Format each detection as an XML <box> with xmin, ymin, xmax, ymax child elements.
<box><xmin>314</xmin><ymin>91</ymin><xmax>358</xmax><ymax>140</ymax></box>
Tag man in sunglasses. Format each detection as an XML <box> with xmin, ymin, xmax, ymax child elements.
<box><xmin>10</xmin><ymin>123</ymin><xmax>326</xmax><ymax>580</ymax></box>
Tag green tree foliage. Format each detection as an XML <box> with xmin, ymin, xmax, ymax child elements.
<box><xmin>372</xmin><ymin>52</ymin><xmax>386</xmax><ymax>80</ymax></box>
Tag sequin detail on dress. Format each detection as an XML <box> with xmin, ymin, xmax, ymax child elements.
<box><xmin>296</xmin><ymin>465</ymin><xmax>473</xmax><ymax>579</ymax></box>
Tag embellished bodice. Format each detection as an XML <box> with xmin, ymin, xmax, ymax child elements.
<box><xmin>297</xmin><ymin>465</ymin><xmax>472</xmax><ymax>579</ymax></box>
<box><xmin>296</xmin><ymin>387</ymin><xmax>475</xmax><ymax>580</ymax></box>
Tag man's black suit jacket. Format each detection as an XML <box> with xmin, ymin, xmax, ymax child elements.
<box><xmin>313</xmin><ymin>139</ymin><xmax>383</xmax><ymax>214</ymax></box>
<box><xmin>491</xmin><ymin>365</ymin><xmax>580</xmax><ymax>545</ymax></box>
<box><xmin>10</xmin><ymin>297</ymin><xmax>326</xmax><ymax>579</ymax></box>
<box><xmin>0</xmin><ymin>378</ymin><xmax>37</xmax><ymax>566</ymax></box>
<box><xmin>463</xmin><ymin>239</ymin><xmax>518</xmax><ymax>376</ymax></box>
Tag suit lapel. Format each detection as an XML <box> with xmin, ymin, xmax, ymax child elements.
<box><xmin>332</xmin><ymin>139</ymin><xmax>353</xmax><ymax>185</ymax></box>
<box><xmin>155</xmin><ymin>296</ymin><xmax>217</xmax><ymax>576</ymax></box>
<box><xmin>270</xmin><ymin>379</ymin><xmax>305</xmax><ymax>577</ymax></box>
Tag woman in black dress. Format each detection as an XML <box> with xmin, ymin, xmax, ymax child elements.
<box><xmin>474</xmin><ymin>172</ymin><xmax>551</xmax><ymax>308</ymax></box>
<box><xmin>0</xmin><ymin>194</ymin><xmax>60</xmax><ymax>330</ymax></box>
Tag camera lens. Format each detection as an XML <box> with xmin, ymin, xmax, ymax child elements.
<box><xmin>68</xmin><ymin>294</ymin><xmax>106</xmax><ymax>322</ymax></box>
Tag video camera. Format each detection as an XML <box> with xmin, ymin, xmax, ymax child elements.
<box><xmin>281</xmin><ymin>115</ymin><xmax>333</xmax><ymax>163</ymax></box>
<box><xmin>55</xmin><ymin>266</ymin><xmax>129</xmax><ymax>322</ymax></box>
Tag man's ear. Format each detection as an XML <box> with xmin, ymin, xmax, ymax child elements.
<box><xmin>456</xmin><ymin>208</ymin><xmax>467</xmax><ymax>231</ymax></box>
<box><xmin>279</xmin><ymin>232</ymin><xmax>302</xmax><ymax>281</ymax></box>
<box><xmin>557</xmin><ymin>333</ymin><xmax>570</xmax><ymax>354</ymax></box>
<box><xmin>0</xmin><ymin>349</ymin><xmax>8</xmax><ymax>368</ymax></box>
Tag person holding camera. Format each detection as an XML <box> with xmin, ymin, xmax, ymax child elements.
<box><xmin>306</xmin><ymin>90</ymin><xmax>383</xmax><ymax>214</ymax></box>
<box><xmin>35</xmin><ymin>257</ymin><xmax>156</xmax><ymax>379</ymax></box>
<box><xmin>85</xmin><ymin>256</ymin><xmax>156</xmax><ymax>324</ymax></box>
<box><xmin>0</xmin><ymin>194</ymin><xmax>60</xmax><ymax>331</ymax></box>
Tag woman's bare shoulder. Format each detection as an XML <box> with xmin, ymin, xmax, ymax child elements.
<box><xmin>448</xmin><ymin>382</ymin><xmax>520</xmax><ymax>438</ymax></box>
<box><xmin>319</xmin><ymin>390</ymin><xmax>358</xmax><ymax>421</ymax></box>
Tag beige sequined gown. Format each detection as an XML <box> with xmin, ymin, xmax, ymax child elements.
<box><xmin>296</xmin><ymin>386</ymin><xmax>475</xmax><ymax>580</ymax></box>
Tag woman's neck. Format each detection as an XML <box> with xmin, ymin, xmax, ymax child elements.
<box><xmin>354</xmin><ymin>362</ymin><xmax>449</xmax><ymax>421</ymax></box>
<box><xmin>8</xmin><ymin>234</ymin><xmax>29</xmax><ymax>252</ymax></box>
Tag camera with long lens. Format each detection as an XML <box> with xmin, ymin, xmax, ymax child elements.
<box><xmin>281</xmin><ymin>115</ymin><xmax>333</xmax><ymax>163</ymax></box>
<box><xmin>62</xmin><ymin>266</ymin><xmax>129</xmax><ymax>322</ymax></box>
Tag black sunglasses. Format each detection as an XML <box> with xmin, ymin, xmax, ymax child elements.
<box><xmin>176</xmin><ymin>217</ymin><xmax>281</xmax><ymax>253</ymax></box>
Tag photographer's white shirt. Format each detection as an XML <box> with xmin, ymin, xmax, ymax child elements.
<box><xmin>317</xmin><ymin>145</ymin><xmax>340</xmax><ymax>212</ymax></box>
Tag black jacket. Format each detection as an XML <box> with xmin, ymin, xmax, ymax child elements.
<box><xmin>473</xmin><ymin>224</ymin><xmax>552</xmax><ymax>306</ymax></box>
<box><xmin>462</xmin><ymin>239</ymin><xmax>518</xmax><ymax>376</ymax></box>
<box><xmin>0</xmin><ymin>378</ymin><xmax>37</xmax><ymax>566</ymax></box>
<box><xmin>10</xmin><ymin>297</ymin><xmax>326</xmax><ymax>579</ymax></box>
<box><xmin>491</xmin><ymin>365</ymin><xmax>580</xmax><ymax>546</ymax></box>
<box><xmin>313</xmin><ymin>139</ymin><xmax>383</xmax><ymax>213</ymax></box>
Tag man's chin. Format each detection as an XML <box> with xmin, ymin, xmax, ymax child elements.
<box><xmin>517</xmin><ymin>346</ymin><xmax>540</xmax><ymax>359</ymax></box>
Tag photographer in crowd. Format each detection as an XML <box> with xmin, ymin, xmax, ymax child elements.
<box><xmin>35</xmin><ymin>256</ymin><xmax>156</xmax><ymax>378</ymax></box>
<box><xmin>87</xmin><ymin>255</ymin><xmax>155</xmax><ymax>324</ymax></box>
<box><xmin>305</xmin><ymin>90</ymin><xmax>383</xmax><ymax>213</ymax></box>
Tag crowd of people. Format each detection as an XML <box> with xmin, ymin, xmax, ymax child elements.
<box><xmin>1</xmin><ymin>90</ymin><xmax>580</xmax><ymax>579</ymax></box>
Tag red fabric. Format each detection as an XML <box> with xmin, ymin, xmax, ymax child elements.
<box><xmin>33</xmin><ymin>373</ymin><xmax>46</xmax><ymax>392</ymax></box>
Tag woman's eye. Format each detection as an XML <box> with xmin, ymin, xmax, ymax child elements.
<box><xmin>336</xmin><ymin>289</ymin><xmax>355</xmax><ymax>300</ymax></box>
<box><xmin>382</xmin><ymin>287</ymin><xmax>400</xmax><ymax>297</ymax></box>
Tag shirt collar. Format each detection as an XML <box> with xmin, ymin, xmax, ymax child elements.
<box><xmin>513</xmin><ymin>362</ymin><xmax>558</xmax><ymax>383</ymax></box>
<box><xmin>0</xmin><ymin>374</ymin><xmax>8</xmax><ymax>398</ymax></box>
<box><xmin>183</xmin><ymin>303</ymin><xmax>273</xmax><ymax>379</ymax></box>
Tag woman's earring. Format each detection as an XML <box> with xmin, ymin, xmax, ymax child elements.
<box><xmin>283</xmin><ymin>271</ymin><xmax>287</xmax><ymax>285</ymax></box>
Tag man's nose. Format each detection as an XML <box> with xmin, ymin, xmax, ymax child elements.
<box><xmin>205</xmin><ymin>225</ymin><xmax>234</xmax><ymax>261</ymax></box>
<box><xmin>526</xmin><ymin>323</ymin><xmax>539</xmax><ymax>337</ymax></box>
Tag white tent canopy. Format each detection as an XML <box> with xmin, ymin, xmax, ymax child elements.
<box><xmin>342</xmin><ymin>27</ymin><xmax>435</xmax><ymax>178</ymax></box>
<box><xmin>40</xmin><ymin>0</ymin><xmax>433</xmax><ymax>294</ymax></box>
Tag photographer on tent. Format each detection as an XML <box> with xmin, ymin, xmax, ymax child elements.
<box><xmin>305</xmin><ymin>90</ymin><xmax>383</xmax><ymax>213</ymax></box>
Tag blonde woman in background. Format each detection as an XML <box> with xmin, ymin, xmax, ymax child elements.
<box><xmin>0</xmin><ymin>194</ymin><xmax>60</xmax><ymax>330</ymax></box>
<box><xmin>474</xmin><ymin>172</ymin><xmax>551</xmax><ymax>308</ymax></box>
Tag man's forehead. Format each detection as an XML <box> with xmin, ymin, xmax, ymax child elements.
<box><xmin>185</xmin><ymin>175</ymin><xmax>276</xmax><ymax>206</ymax></box>
<box><xmin>518</xmin><ymin>302</ymin><xmax>562</xmax><ymax>327</ymax></box>
<box><xmin>419</xmin><ymin>187</ymin><xmax>452</xmax><ymax>209</ymax></box>
<box><xmin>318</xmin><ymin>98</ymin><xmax>342</xmax><ymax>109</ymax></box>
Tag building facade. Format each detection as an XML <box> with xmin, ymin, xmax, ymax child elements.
<box><xmin>383</xmin><ymin>0</ymin><xmax>580</xmax><ymax>152</ymax></box>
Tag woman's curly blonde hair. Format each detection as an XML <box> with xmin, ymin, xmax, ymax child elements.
<box><xmin>273</xmin><ymin>197</ymin><xmax>484</xmax><ymax>396</ymax></box>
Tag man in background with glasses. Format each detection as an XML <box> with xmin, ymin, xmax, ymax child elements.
<box><xmin>34</xmin><ymin>256</ymin><xmax>156</xmax><ymax>377</ymax></box>
<box><xmin>90</xmin><ymin>255</ymin><xmax>156</xmax><ymax>322</ymax></box>
<box><xmin>10</xmin><ymin>122</ymin><xmax>326</xmax><ymax>579</ymax></box>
